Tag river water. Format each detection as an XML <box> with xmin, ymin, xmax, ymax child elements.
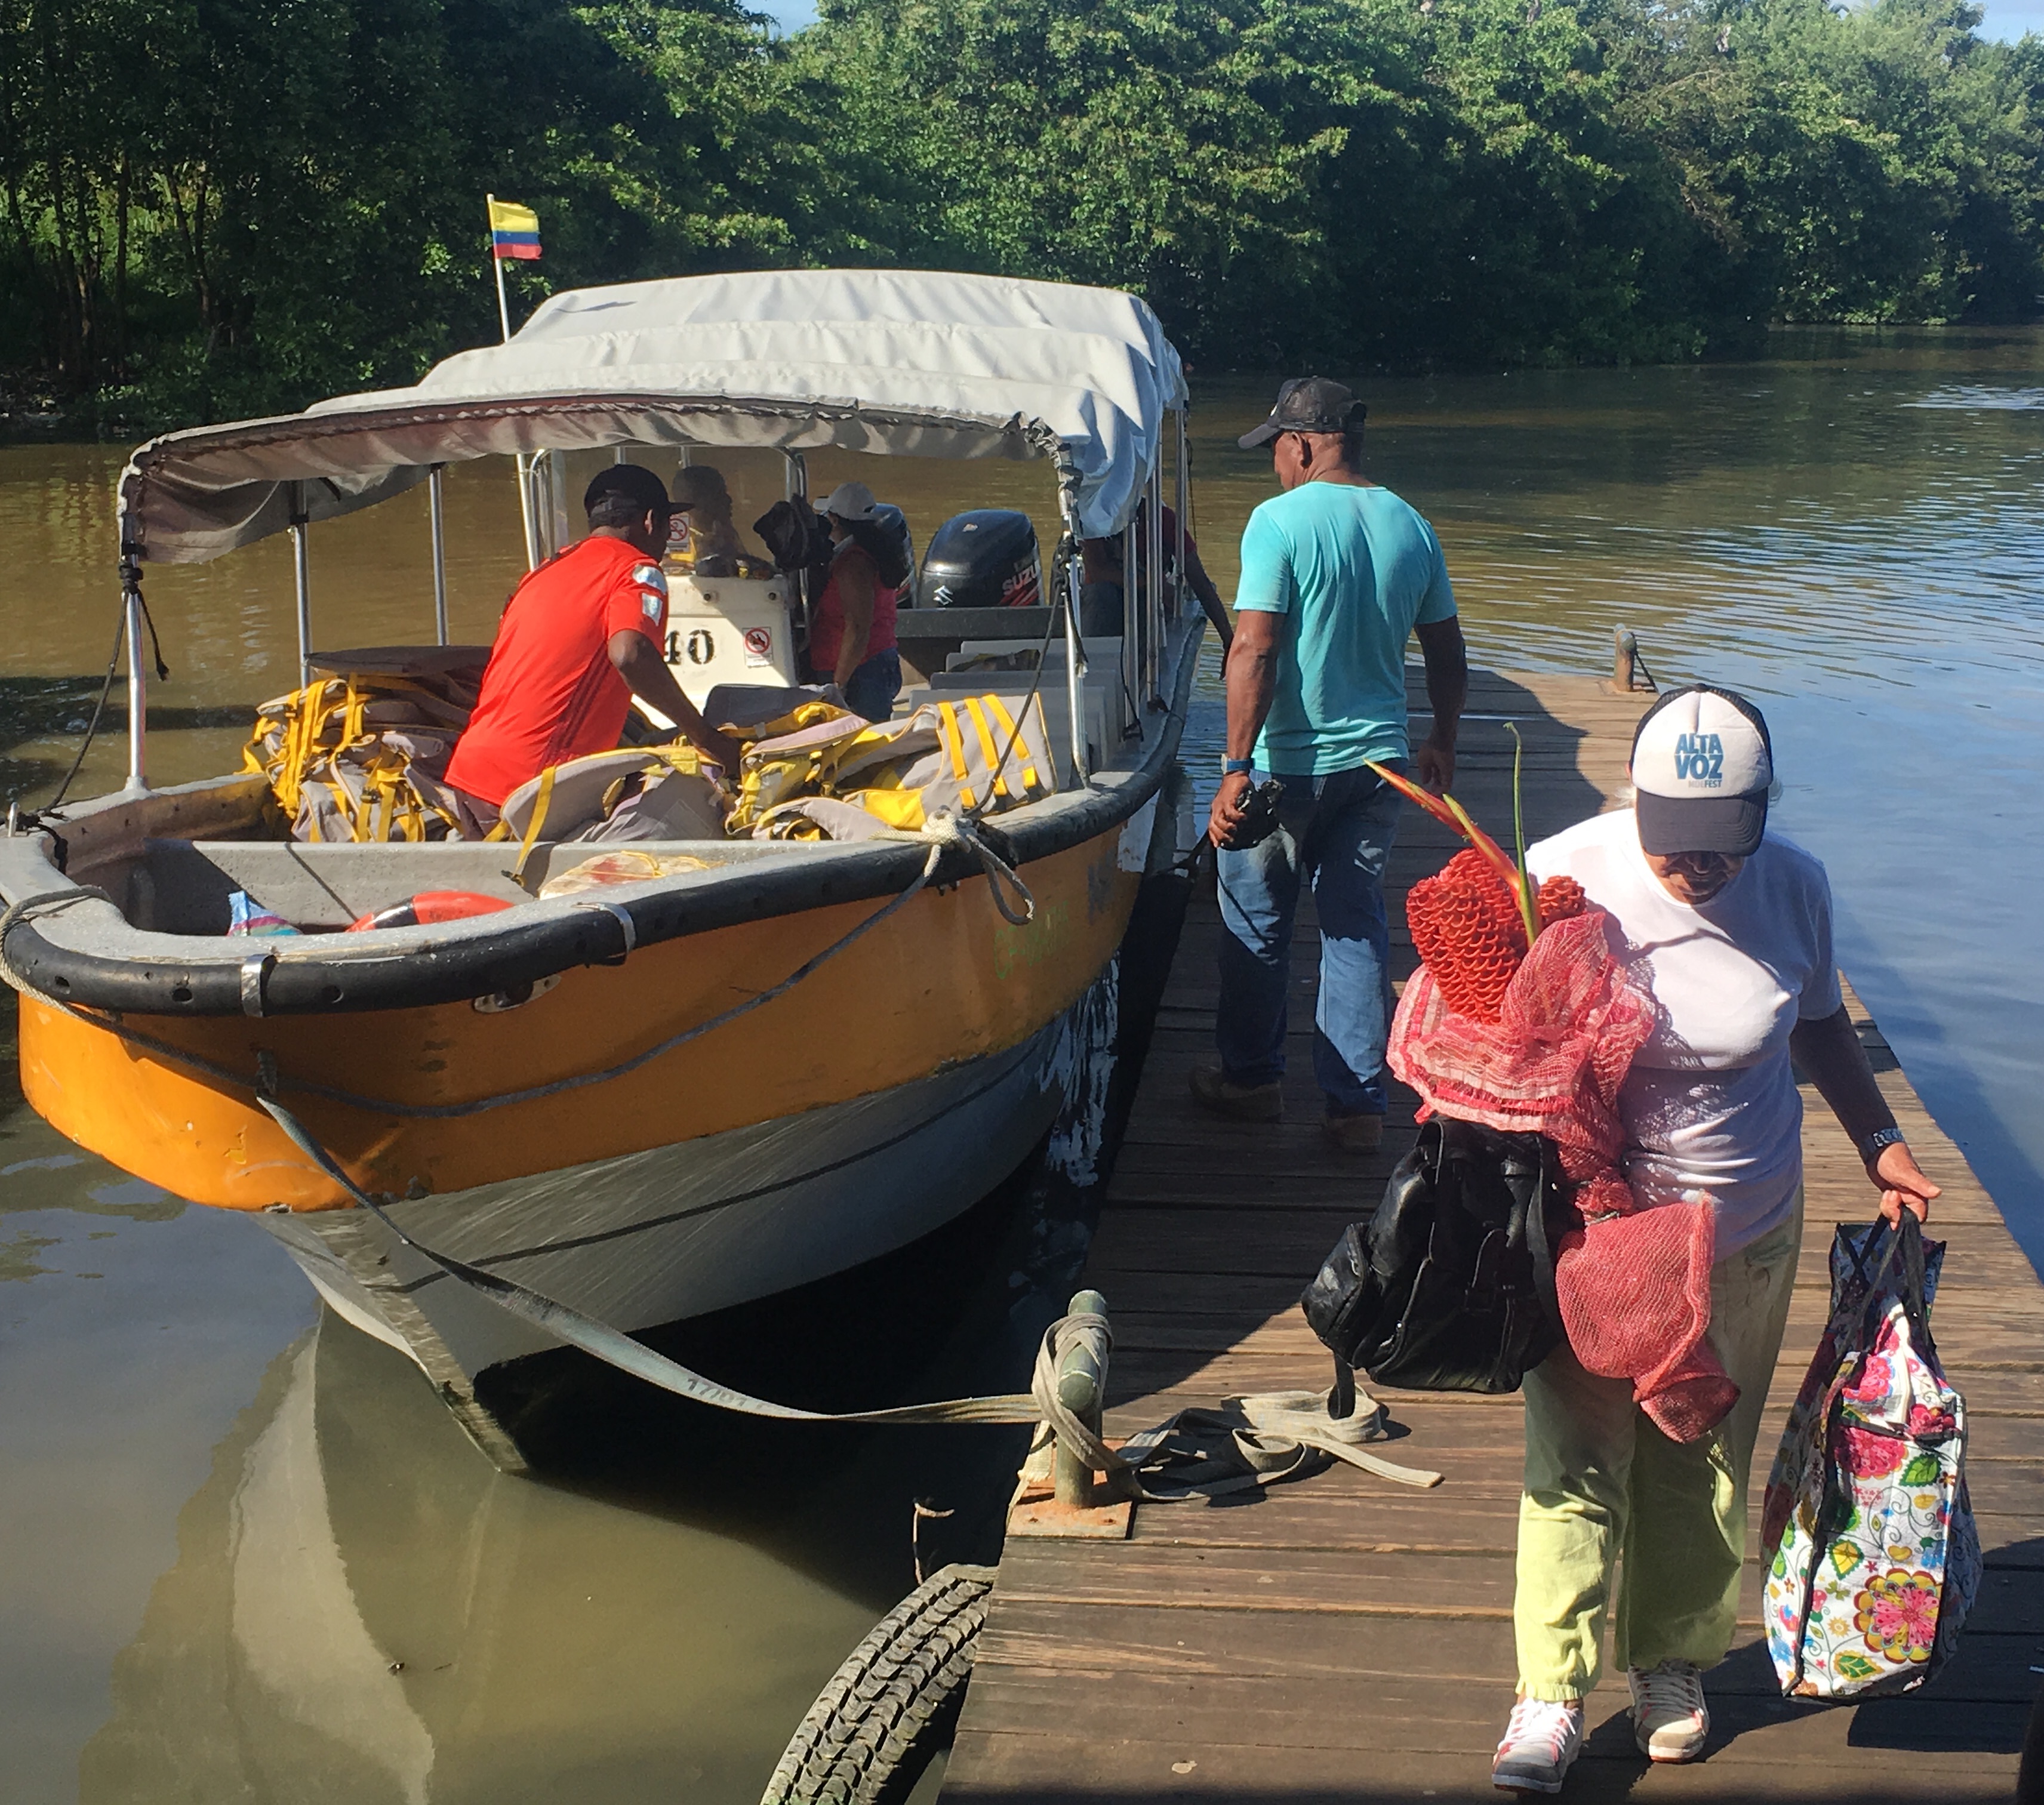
<box><xmin>2</xmin><ymin>326</ymin><xmax>2039</xmax><ymax>1801</ymax></box>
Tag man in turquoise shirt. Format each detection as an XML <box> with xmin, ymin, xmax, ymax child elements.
<box><xmin>1196</xmin><ymin>378</ymin><xmax>1469</xmax><ymax>1151</ymax></box>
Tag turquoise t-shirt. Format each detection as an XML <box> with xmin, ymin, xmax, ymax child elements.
<box><xmin>1236</xmin><ymin>482</ymin><xmax>1457</xmax><ymax>777</ymax></box>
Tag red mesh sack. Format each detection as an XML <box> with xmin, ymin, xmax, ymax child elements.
<box><xmin>1554</xmin><ymin>1202</ymin><xmax>1738</xmax><ymax>1443</ymax></box>
<box><xmin>1389</xmin><ymin>905</ymin><xmax>1738</xmax><ymax>1443</ymax></box>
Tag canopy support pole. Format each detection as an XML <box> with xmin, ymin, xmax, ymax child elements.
<box><xmin>1120</xmin><ymin>518</ymin><xmax>1139</xmax><ymax>740</ymax></box>
<box><xmin>514</xmin><ymin>458</ymin><xmax>538</xmax><ymax>571</ymax></box>
<box><xmin>290</xmin><ymin>486</ymin><xmax>312</xmax><ymax>687</ymax></box>
<box><xmin>1146</xmin><ymin>464</ymin><xmax>1164</xmax><ymax>709</ymax></box>
<box><xmin>1062</xmin><ymin>541</ymin><xmax>1089</xmax><ymax>786</ymax></box>
<box><xmin>122</xmin><ymin>558</ymin><xmax>147</xmax><ymax>793</ymax></box>
<box><xmin>428</xmin><ymin>465</ymin><xmax>449</xmax><ymax>645</ymax></box>
<box><xmin>1174</xmin><ymin>410</ymin><xmax>1189</xmax><ymax>623</ymax></box>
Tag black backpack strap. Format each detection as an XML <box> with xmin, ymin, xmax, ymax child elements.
<box><xmin>1526</xmin><ymin>1152</ymin><xmax>1565</xmax><ymax>1340</ymax></box>
<box><xmin>1330</xmin><ymin>1353</ymin><xmax>1356</xmax><ymax>1422</ymax></box>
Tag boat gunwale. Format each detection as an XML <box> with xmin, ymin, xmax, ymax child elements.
<box><xmin>1</xmin><ymin>619</ymin><xmax>1203</xmax><ymax>1020</ymax></box>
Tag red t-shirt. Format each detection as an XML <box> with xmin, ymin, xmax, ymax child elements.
<box><xmin>445</xmin><ymin>536</ymin><xmax>670</xmax><ymax>808</ymax></box>
<box><xmin>807</xmin><ymin>543</ymin><xmax>898</xmax><ymax>674</ymax></box>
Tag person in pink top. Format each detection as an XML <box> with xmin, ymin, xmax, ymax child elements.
<box><xmin>806</xmin><ymin>482</ymin><xmax>904</xmax><ymax>721</ymax></box>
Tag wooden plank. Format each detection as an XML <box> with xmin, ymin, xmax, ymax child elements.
<box><xmin>942</xmin><ymin>669</ymin><xmax>2038</xmax><ymax>1804</ymax></box>
<box><xmin>945</xmin><ymin>1728</ymin><xmax>2018</xmax><ymax>1803</ymax></box>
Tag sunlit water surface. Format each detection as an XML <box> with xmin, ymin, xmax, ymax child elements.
<box><xmin>2</xmin><ymin>324</ymin><xmax>2039</xmax><ymax>1801</ymax></box>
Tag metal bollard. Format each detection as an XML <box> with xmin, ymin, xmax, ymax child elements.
<box><xmin>1052</xmin><ymin>1289</ymin><xmax>1110</xmax><ymax>1507</ymax></box>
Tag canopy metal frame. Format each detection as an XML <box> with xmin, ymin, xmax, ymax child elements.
<box><xmin>115</xmin><ymin>389</ymin><xmax>1190</xmax><ymax>802</ymax></box>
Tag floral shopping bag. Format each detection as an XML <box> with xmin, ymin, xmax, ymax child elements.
<box><xmin>1759</xmin><ymin>1212</ymin><xmax>1979</xmax><ymax>1699</ymax></box>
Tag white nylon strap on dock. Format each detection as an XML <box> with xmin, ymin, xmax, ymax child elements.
<box><xmin>1108</xmin><ymin>1388</ymin><xmax>1443</xmax><ymax>1498</ymax></box>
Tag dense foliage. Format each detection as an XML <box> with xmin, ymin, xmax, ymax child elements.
<box><xmin>2</xmin><ymin>0</ymin><xmax>2039</xmax><ymax>419</ymax></box>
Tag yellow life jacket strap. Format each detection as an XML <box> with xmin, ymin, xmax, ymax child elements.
<box><xmin>961</xmin><ymin>697</ymin><xmax>1008</xmax><ymax>802</ymax></box>
<box><xmin>511</xmin><ymin>765</ymin><xmax>558</xmax><ymax>883</ymax></box>
<box><xmin>937</xmin><ymin>701</ymin><xmax>977</xmax><ymax>814</ymax></box>
<box><xmin>981</xmin><ymin>693</ymin><xmax>1043</xmax><ymax>800</ymax></box>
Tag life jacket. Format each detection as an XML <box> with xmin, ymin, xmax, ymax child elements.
<box><xmin>491</xmin><ymin>743</ymin><xmax>729</xmax><ymax>881</ymax></box>
<box><xmin>242</xmin><ymin>672</ymin><xmax>474</xmax><ymax>843</ymax></box>
<box><xmin>735</xmin><ymin>693</ymin><xmax>1056</xmax><ymax>841</ymax></box>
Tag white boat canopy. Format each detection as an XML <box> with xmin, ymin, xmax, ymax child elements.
<box><xmin>116</xmin><ymin>269</ymin><xmax>1188</xmax><ymax>563</ymax></box>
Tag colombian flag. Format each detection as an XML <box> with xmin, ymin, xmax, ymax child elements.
<box><xmin>488</xmin><ymin>198</ymin><xmax>541</xmax><ymax>261</ymax></box>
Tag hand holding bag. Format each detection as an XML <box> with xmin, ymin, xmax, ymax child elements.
<box><xmin>1760</xmin><ymin>1211</ymin><xmax>1979</xmax><ymax>1699</ymax></box>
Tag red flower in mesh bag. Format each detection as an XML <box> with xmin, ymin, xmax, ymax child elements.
<box><xmin>1374</xmin><ymin>760</ymin><xmax>1739</xmax><ymax>1444</ymax></box>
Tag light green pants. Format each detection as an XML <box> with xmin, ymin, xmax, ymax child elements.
<box><xmin>1513</xmin><ymin>1196</ymin><xmax>1803</xmax><ymax>1701</ymax></box>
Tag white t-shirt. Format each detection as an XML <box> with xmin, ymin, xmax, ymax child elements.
<box><xmin>1528</xmin><ymin>808</ymin><xmax>1842</xmax><ymax>1255</ymax></box>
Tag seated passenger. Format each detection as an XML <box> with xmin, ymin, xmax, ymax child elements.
<box><xmin>668</xmin><ymin>464</ymin><xmax>774</xmax><ymax>578</ymax></box>
<box><xmin>808</xmin><ymin>482</ymin><xmax>908</xmax><ymax>723</ymax></box>
<box><xmin>445</xmin><ymin>464</ymin><xmax>743</xmax><ymax>834</ymax></box>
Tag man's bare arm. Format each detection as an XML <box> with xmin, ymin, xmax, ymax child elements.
<box><xmin>1413</xmin><ymin>615</ymin><xmax>1467</xmax><ymax>793</ymax></box>
<box><xmin>608</xmin><ymin>630</ymin><xmax>745</xmax><ymax>768</ymax></box>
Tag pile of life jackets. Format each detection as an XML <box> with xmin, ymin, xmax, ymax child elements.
<box><xmin>727</xmin><ymin>694</ymin><xmax>1057</xmax><ymax>841</ymax></box>
<box><xmin>242</xmin><ymin>671</ymin><xmax>476</xmax><ymax>843</ymax></box>
<box><xmin>245</xmin><ymin>682</ymin><xmax>1056</xmax><ymax>852</ymax></box>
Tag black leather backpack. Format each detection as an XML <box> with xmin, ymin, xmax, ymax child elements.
<box><xmin>1302</xmin><ymin>1117</ymin><xmax>1569</xmax><ymax>1397</ymax></box>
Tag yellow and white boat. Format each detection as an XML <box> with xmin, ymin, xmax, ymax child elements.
<box><xmin>0</xmin><ymin>270</ymin><xmax>1203</xmax><ymax>1467</ymax></box>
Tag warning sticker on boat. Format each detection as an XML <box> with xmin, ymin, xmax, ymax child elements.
<box><xmin>743</xmin><ymin>626</ymin><xmax>773</xmax><ymax>667</ymax></box>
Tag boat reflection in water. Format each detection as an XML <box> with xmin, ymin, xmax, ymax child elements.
<box><xmin>77</xmin><ymin>963</ymin><xmax>1142</xmax><ymax>1804</ymax></box>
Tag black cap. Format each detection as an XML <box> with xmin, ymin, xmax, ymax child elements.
<box><xmin>1239</xmin><ymin>377</ymin><xmax>1365</xmax><ymax>449</ymax></box>
<box><xmin>583</xmin><ymin>463</ymin><xmax>675</xmax><ymax>519</ymax></box>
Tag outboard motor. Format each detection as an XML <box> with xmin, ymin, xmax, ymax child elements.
<box><xmin>918</xmin><ymin>509</ymin><xmax>1041</xmax><ymax>609</ymax></box>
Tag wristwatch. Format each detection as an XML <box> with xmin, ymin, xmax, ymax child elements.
<box><xmin>1857</xmin><ymin>1125</ymin><xmax>1906</xmax><ymax>1163</ymax></box>
<box><xmin>1221</xmin><ymin>757</ymin><xmax>1255</xmax><ymax>777</ymax></box>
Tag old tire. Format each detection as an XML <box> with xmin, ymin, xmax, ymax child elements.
<box><xmin>760</xmin><ymin>1563</ymin><xmax>997</xmax><ymax>1805</ymax></box>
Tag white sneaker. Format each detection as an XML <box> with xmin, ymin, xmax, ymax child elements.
<box><xmin>1492</xmin><ymin>1695</ymin><xmax>1584</xmax><ymax>1794</ymax></box>
<box><xmin>1628</xmin><ymin>1659</ymin><xmax>1708</xmax><ymax>1762</ymax></box>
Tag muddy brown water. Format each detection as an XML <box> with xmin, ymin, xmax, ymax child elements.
<box><xmin>3</xmin><ymin>326</ymin><xmax>2041</xmax><ymax>1801</ymax></box>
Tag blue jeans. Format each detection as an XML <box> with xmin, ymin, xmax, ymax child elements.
<box><xmin>832</xmin><ymin>648</ymin><xmax>903</xmax><ymax>723</ymax></box>
<box><xmin>1214</xmin><ymin>762</ymin><xmax>1403</xmax><ymax>1115</ymax></box>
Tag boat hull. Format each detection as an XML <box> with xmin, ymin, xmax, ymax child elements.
<box><xmin>16</xmin><ymin>822</ymin><xmax>1144</xmax><ymax>1212</ymax></box>
<box><xmin>257</xmin><ymin>989</ymin><xmax>1092</xmax><ymax>1465</ymax></box>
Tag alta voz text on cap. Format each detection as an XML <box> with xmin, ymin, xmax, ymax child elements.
<box><xmin>1629</xmin><ymin>684</ymin><xmax>1775</xmax><ymax>859</ymax></box>
<box><xmin>1238</xmin><ymin>376</ymin><xmax>1368</xmax><ymax>449</ymax></box>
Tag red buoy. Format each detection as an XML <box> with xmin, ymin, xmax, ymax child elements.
<box><xmin>345</xmin><ymin>891</ymin><xmax>516</xmax><ymax>933</ymax></box>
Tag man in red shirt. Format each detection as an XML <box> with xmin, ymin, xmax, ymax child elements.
<box><xmin>447</xmin><ymin>464</ymin><xmax>743</xmax><ymax>830</ymax></box>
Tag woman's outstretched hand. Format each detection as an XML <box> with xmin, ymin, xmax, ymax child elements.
<box><xmin>1870</xmin><ymin>1139</ymin><xmax>1939</xmax><ymax>1225</ymax></box>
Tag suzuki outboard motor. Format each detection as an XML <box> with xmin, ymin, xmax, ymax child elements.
<box><xmin>918</xmin><ymin>509</ymin><xmax>1041</xmax><ymax>609</ymax></box>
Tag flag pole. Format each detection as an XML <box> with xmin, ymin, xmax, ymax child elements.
<box><xmin>488</xmin><ymin>192</ymin><xmax>513</xmax><ymax>344</ymax></box>
<box><xmin>488</xmin><ymin>193</ymin><xmax>539</xmax><ymax>569</ymax></box>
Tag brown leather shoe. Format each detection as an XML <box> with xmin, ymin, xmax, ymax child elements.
<box><xmin>1188</xmin><ymin>1065</ymin><xmax>1282</xmax><ymax>1122</ymax></box>
<box><xmin>1321</xmin><ymin>1111</ymin><xmax>1385</xmax><ymax>1154</ymax></box>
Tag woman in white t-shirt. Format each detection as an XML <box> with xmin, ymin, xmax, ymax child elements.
<box><xmin>1491</xmin><ymin>685</ymin><xmax>1940</xmax><ymax>1795</ymax></box>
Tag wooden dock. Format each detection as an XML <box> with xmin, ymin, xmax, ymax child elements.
<box><xmin>942</xmin><ymin>669</ymin><xmax>2043</xmax><ymax>1803</ymax></box>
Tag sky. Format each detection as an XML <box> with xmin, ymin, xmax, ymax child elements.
<box><xmin>758</xmin><ymin>0</ymin><xmax>2044</xmax><ymax>38</ymax></box>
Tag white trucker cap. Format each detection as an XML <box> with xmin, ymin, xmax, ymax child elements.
<box><xmin>1630</xmin><ymin>684</ymin><xmax>1774</xmax><ymax>857</ymax></box>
